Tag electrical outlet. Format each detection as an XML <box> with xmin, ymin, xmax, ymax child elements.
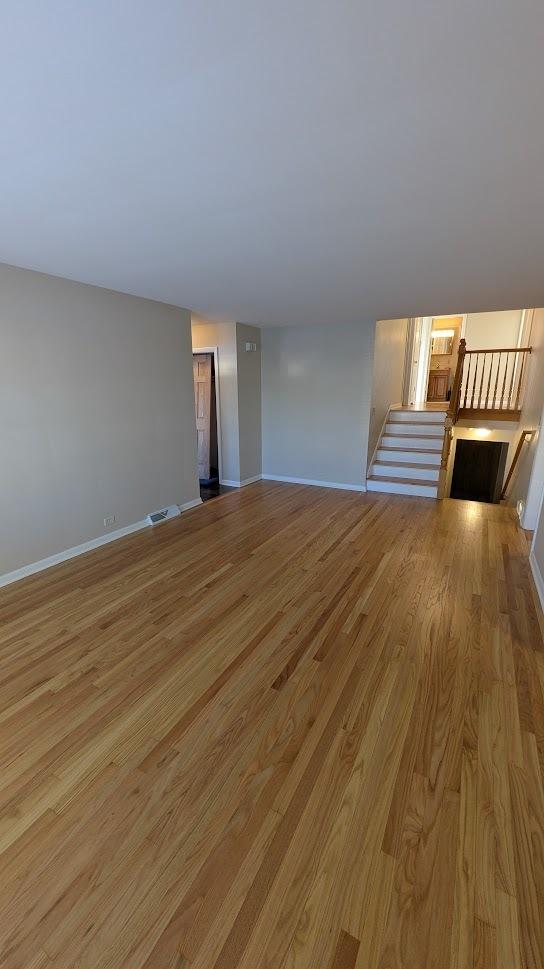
<box><xmin>104</xmin><ymin>515</ymin><xmax>116</xmax><ymax>527</ymax></box>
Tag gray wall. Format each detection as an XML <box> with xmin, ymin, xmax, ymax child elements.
<box><xmin>0</xmin><ymin>263</ymin><xmax>199</xmax><ymax>576</ymax></box>
<box><xmin>368</xmin><ymin>318</ymin><xmax>408</xmax><ymax>463</ymax></box>
<box><xmin>236</xmin><ymin>323</ymin><xmax>262</xmax><ymax>481</ymax></box>
<box><xmin>261</xmin><ymin>323</ymin><xmax>375</xmax><ymax>487</ymax></box>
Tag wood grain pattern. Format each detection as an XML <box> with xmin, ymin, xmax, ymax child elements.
<box><xmin>0</xmin><ymin>481</ymin><xmax>543</xmax><ymax>968</ymax></box>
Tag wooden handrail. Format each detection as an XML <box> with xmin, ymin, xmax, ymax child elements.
<box><xmin>500</xmin><ymin>429</ymin><xmax>534</xmax><ymax>500</ymax></box>
<box><xmin>464</xmin><ymin>346</ymin><xmax>532</xmax><ymax>355</ymax></box>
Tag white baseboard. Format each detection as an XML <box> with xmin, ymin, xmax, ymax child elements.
<box><xmin>530</xmin><ymin>549</ymin><xmax>544</xmax><ymax>612</ymax></box>
<box><xmin>220</xmin><ymin>475</ymin><xmax>262</xmax><ymax>488</ymax></box>
<box><xmin>262</xmin><ymin>474</ymin><xmax>366</xmax><ymax>493</ymax></box>
<box><xmin>180</xmin><ymin>497</ymin><xmax>204</xmax><ymax>511</ymax></box>
<box><xmin>0</xmin><ymin>495</ymin><xmax>204</xmax><ymax>590</ymax></box>
<box><xmin>0</xmin><ymin>519</ymin><xmax>149</xmax><ymax>589</ymax></box>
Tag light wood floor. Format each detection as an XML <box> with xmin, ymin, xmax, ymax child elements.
<box><xmin>1</xmin><ymin>482</ymin><xmax>543</xmax><ymax>969</ymax></box>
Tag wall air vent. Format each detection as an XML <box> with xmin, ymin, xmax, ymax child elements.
<box><xmin>146</xmin><ymin>504</ymin><xmax>181</xmax><ymax>526</ymax></box>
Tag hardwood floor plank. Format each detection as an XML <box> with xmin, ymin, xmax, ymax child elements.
<box><xmin>0</xmin><ymin>484</ymin><xmax>542</xmax><ymax>968</ymax></box>
<box><xmin>330</xmin><ymin>930</ymin><xmax>360</xmax><ymax>969</ymax></box>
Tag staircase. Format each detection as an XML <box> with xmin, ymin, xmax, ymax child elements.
<box><xmin>367</xmin><ymin>408</ymin><xmax>447</xmax><ymax>498</ymax></box>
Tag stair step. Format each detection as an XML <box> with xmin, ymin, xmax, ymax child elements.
<box><xmin>386</xmin><ymin>422</ymin><xmax>445</xmax><ymax>436</ymax></box>
<box><xmin>389</xmin><ymin>409</ymin><xmax>447</xmax><ymax>423</ymax></box>
<box><xmin>372</xmin><ymin>462</ymin><xmax>440</xmax><ymax>481</ymax></box>
<box><xmin>377</xmin><ymin>447</ymin><xmax>441</xmax><ymax>465</ymax></box>
<box><xmin>367</xmin><ymin>475</ymin><xmax>438</xmax><ymax>498</ymax></box>
<box><xmin>382</xmin><ymin>434</ymin><xmax>443</xmax><ymax>450</ymax></box>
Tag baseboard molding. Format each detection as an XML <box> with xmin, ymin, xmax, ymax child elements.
<box><xmin>220</xmin><ymin>475</ymin><xmax>262</xmax><ymax>488</ymax></box>
<box><xmin>180</xmin><ymin>497</ymin><xmax>204</xmax><ymax>511</ymax></box>
<box><xmin>530</xmin><ymin>549</ymin><xmax>544</xmax><ymax>612</ymax></box>
<box><xmin>262</xmin><ymin>474</ymin><xmax>366</xmax><ymax>493</ymax></box>
<box><xmin>0</xmin><ymin>496</ymin><xmax>204</xmax><ymax>589</ymax></box>
<box><xmin>0</xmin><ymin>519</ymin><xmax>149</xmax><ymax>589</ymax></box>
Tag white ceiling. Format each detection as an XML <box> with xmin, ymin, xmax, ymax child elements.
<box><xmin>1</xmin><ymin>2</ymin><xmax>543</xmax><ymax>327</ymax></box>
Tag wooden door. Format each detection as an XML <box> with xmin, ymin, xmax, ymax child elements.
<box><xmin>427</xmin><ymin>369</ymin><xmax>450</xmax><ymax>401</ymax></box>
<box><xmin>193</xmin><ymin>354</ymin><xmax>212</xmax><ymax>481</ymax></box>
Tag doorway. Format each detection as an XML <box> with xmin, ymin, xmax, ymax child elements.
<box><xmin>192</xmin><ymin>348</ymin><xmax>228</xmax><ymax>502</ymax></box>
<box><xmin>403</xmin><ymin>315</ymin><xmax>465</xmax><ymax>407</ymax></box>
<box><xmin>450</xmin><ymin>439</ymin><xmax>508</xmax><ymax>503</ymax></box>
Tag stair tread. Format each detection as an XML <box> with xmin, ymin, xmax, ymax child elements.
<box><xmin>368</xmin><ymin>474</ymin><xmax>438</xmax><ymax>487</ymax></box>
<box><xmin>374</xmin><ymin>461</ymin><xmax>440</xmax><ymax>471</ymax></box>
<box><xmin>390</xmin><ymin>408</ymin><xmax>447</xmax><ymax>414</ymax></box>
<box><xmin>387</xmin><ymin>418</ymin><xmax>446</xmax><ymax>425</ymax></box>
<box><xmin>383</xmin><ymin>432</ymin><xmax>443</xmax><ymax>439</ymax></box>
<box><xmin>379</xmin><ymin>445</ymin><xmax>442</xmax><ymax>454</ymax></box>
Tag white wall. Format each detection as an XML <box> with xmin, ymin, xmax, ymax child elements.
<box><xmin>368</xmin><ymin>318</ymin><xmax>408</xmax><ymax>463</ymax></box>
<box><xmin>0</xmin><ymin>263</ymin><xmax>199</xmax><ymax>577</ymax></box>
<box><xmin>531</xmin><ymin>487</ymin><xmax>544</xmax><ymax>610</ymax></box>
<box><xmin>191</xmin><ymin>320</ymin><xmax>262</xmax><ymax>485</ymax></box>
<box><xmin>461</xmin><ymin>309</ymin><xmax>524</xmax><ymax>409</ymax></box>
<box><xmin>507</xmin><ymin>309</ymin><xmax>544</xmax><ymax>522</ymax></box>
<box><xmin>261</xmin><ymin>323</ymin><xmax>375</xmax><ymax>488</ymax></box>
<box><xmin>236</xmin><ymin>324</ymin><xmax>262</xmax><ymax>481</ymax></box>
<box><xmin>464</xmin><ymin>310</ymin><xmax>523</xmax><ymax>349</ymax></box>
<box><xmin>192</xmin><ymin>321</ymin><xmax>240</xmax><ymax>483</ymax></box>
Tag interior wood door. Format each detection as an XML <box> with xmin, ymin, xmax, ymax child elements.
<box><xmin>427</xmin><ymin>369</ymin><xmax>450</xmax><ymax>401</ymax></box>
<box><xmin>193</xmin><ymin>353</ymin><xmax>212</xmax><ymax>481</ymax></box>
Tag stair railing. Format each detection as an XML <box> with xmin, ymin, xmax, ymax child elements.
<box><xmin>459</xmin><ymin>346</ymin><xmax>532</xmax><ymax>416</ymax></box>
<box><xmin>500</xmin><ymin>429</ymin><xmax>534</xmax><ymax>500</ymax></box>
<box><xmin>438</xmin><ymin>340</ymin><xmax>533</xmax><ymax>498</ymax></box>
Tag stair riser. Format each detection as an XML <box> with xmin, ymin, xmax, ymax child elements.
<box><xmin>372</xmin><ymin>464</ymin><xmax>440</xmax><ymax>481</ymax></box>
<box><xmin>367</xmin><ymin>479</ymin><xmax>438</xmax><ymax>498</ymax></box>
<box><xmin>376</xmin><ymin>448</ymin><xmax>441</xmax><ymax>465</ymax></box>
<box><xmin>382</xmin><ymin>435</ymin><xmax>443</xmax><ymax>450</ymax></box>
<box><xmin>389</xmin><ymin>410</ymin><xmax>447</xmax><ymax>424</ymax></box>
<box><xmin>386</xmin><ymin>422</ymin><xmax>444</xmax><ymax>436</ymax></box>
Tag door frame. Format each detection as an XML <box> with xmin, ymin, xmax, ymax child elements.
<box><xmin>402</xmin><ymin>317</ymin><xmax>432</xmax><ymax>405</ymax></box>
<box><xmin>402</xmin><ymin>314</ymin><xmax>468</xmax><ymax>406</ymax></box>
<box><xmin>192</xmin><ymin>347</ymin><xmax>222</xmax><ymax>484</ymax></box>
<box><xmin>401</xmin><ymin>317</ymin><xmax>418</xmax><ymax>406</ymax></box>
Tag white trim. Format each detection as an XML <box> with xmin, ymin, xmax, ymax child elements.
<box><xmin>0</xmin><ymin>519</ymin><xmax>149</xmax><ymax>589</ymax></box>
<box><xmin>530</xmin><ymin>549</ymin><xmax>544</xmax><ymax>612</ymax></box>
<box><xmin>220</xmin><ymin>474</ymin><xmax>262</xmax><ymax>488</ymax></box>
<box><xmin>240</xmin><ymin>474</ymin><xmax>262</xmax><ymax>486</ymax></box>
<box><xmin>402</xmin><ymin>318</ymin><xmax>417</xmax><ymax>406</ymax></box>
<box><xmin>180</xmin><ymin>497</ymin><xmax>204</xmax><ymax>511</ymax></box>
<box><xmin>262</xmin><ymin>474</ymin><xmax>366</xmax><ymax>492</ymax></box>
<box><xmin>192</xmin><ymin>346</ymin><xmax>223</xmax><ymax>484</ymax></box>
<box><xmin>0</xmin><ymin>496</ymin><xmax>205</xmax><ymax>589</ymax></box>
<box><xmin>416</xmin><ymin>317</ymin><xmax>433</xmax><ymax>404</ymax></box>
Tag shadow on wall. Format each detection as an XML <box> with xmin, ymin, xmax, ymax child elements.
<box><xmin>368</xmin><ymin>318</ymin><xmax>408</xmax><ymax>462</ymax></box>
